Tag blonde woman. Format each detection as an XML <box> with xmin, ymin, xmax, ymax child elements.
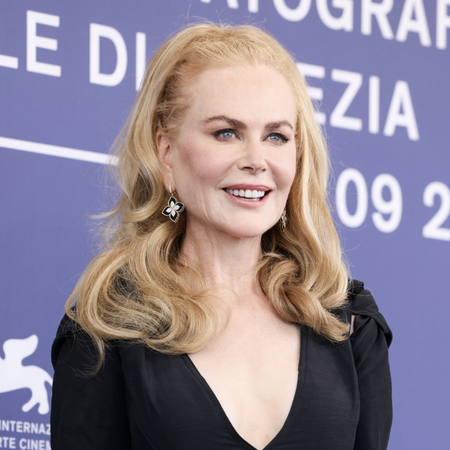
<box><xmin>51</xmin><ymin>23</ymin><xmax>392</xmax><ymax>450</ymax></box>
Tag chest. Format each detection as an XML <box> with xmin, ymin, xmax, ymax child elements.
<box><xmin>121</xmin><ymin>329</ymin><xmax>360</xmax><ymax>450</ymax></box>
<box><xmin>186</xmin><ymin>323</ymin><xmax>301</xmax><ymax>450</ymax></box>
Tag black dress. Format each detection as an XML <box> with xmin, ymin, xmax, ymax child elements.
<box><xmin>50</xmin><ymin>280</ymin><xmax>393</xmax><ymax>450</ymax></box>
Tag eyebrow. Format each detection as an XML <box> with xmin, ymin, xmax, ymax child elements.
<box><xmin>201</xmin><ymin>115</ymin><xmax>294</xmax><ymax>131</ymax></box>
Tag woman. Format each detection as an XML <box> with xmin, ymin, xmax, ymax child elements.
<box><xmin>51</xmin><ymin>23</ymin><xmax>392</xmax><ymax>450</ymax></box>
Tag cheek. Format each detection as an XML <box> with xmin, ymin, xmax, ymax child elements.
<box><xmin>173</xmin><ymin>140</ymin><xmax>203</xmax><ymax>180</ymax></box>
<box><xmin>172</xmin><ymin>140</ymin><xmax>229</xmax><ymax>193</ymax></box>
<box><xmin>276</xmin><ymin>149</ymin><xmax>298</xmax><ymax>190</ymax></box>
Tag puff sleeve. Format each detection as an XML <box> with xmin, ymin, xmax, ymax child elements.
<box><xmin>50</xmin><ymin>315</ymin><xmax>131</xmax><ymax>450</ymax></box>
<box><xmin>348</xmin><ymin>280</ymin><xmax>393</xmax><ymax>450</ymax></box>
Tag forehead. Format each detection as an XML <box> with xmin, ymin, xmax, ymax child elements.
<box><xmin>182</xmin><ymin>65</ymin><xmax>297</xmax><ymax>126</ymax></box>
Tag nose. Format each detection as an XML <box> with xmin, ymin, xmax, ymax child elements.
<box><xmin>238</xmin><ymin>139</ymin><xmax>268</xmax><ymax>174</ymax></box>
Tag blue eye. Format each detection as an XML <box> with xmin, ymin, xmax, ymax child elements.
<box><xmin>268</xmin><ymin>133</ymin><xmax>289</xmax><ymax>143</ymax></box>
<box><xmin>221</xmin><ymin>131</ymin><xmax>234</xmax><ymax>139</ymax></box>
<box><xmin>213</xmin><ymin>129</ymin><xmax>237</xmax><ymax>140</ymax></box>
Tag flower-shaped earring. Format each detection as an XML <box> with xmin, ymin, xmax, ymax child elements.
<box><xmin>280</xmin><ymin>209</ymin><xmax>287</xmax><ymax>232</ymax></box>
<box><xmin>162</xmin><ymin>186</ymin><xmax>185</xmax><ymax>223</ymax></box>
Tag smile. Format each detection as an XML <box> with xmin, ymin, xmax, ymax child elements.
<box><xmin>224</xmin><ymin>188</ymin><xmax>268</xmax><ymax>201</ymax></box>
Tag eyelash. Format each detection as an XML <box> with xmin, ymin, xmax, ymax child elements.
<box><xmin>212</xmin><ymin>128</ymin><xmax>290</xmax><ymax>143</ymax></box>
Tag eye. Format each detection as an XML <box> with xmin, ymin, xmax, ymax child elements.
<box><xmin>267</xmin><ymin>133</ymin><xmax>289</xmax><ymax>143</ymax></box>
<box><xmin>213</xmin><ymin>128</ymin><xmax>238</xmax><ymax>141</ymax></box>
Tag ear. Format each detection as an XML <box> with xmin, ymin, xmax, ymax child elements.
<box><xmin>156</xmin><ymin>131</ymin><xmax>173</xmax><ymax>189</ymax></box>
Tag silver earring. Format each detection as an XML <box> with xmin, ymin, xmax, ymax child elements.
<box><xmin>162</xmin><ymin>186</ymin><xmax>185</xmax><ymax>223</ymax></box>
<box><xmin>280</xmin><ymin>209</ymin><xmax>287</xmax><ymax>232</ymax></box>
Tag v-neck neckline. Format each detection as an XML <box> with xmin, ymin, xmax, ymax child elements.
<box><xmin>181</xmin><ymin>325</ymin><xmax>307</xmax><ymax>450</ymax></box>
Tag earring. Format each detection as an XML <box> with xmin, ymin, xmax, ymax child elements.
<box><xmin>162</xmin><ymin>185</ymin><xmax>185</xmax><ymax>223</ymax></box>
<box><xmin>280</xmin><ymin>209</ymin><xmax>287</xmax><ymax>233</ymax></box>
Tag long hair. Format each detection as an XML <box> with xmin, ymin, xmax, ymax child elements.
<box><xmin>66</xmin><ymin>23</ymin><xmax>350</xmax><ymax>364</ymax></box>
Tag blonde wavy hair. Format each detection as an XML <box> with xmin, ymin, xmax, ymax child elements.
<box><xmin>66</xmin><ymin>23</ymin><xmax>350</xmax><ymax>363</ymax></box>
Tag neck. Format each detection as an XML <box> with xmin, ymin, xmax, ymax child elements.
<box><xmin>180</xmin><ymin>222</ymin><xmax>264</xmax><ymax>301</ymax></box>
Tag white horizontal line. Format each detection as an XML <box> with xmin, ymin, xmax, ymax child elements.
<box><xmin>0</xmin><ymin>136</ymin><xmax>117</xmax><ymax>165</ymax></box>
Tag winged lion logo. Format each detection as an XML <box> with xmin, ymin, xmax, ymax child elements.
<box><xmin>0</xmin><ymin>335</ymin><xmax>53</xmax><ymax>415</ymax></box>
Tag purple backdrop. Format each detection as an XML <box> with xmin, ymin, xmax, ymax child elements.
<box><xmin>1</xmin><ymin>1</ymin><xmax>449</xmax><ymax>449</ymax></box>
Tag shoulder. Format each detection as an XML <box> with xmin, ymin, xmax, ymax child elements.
<box><xmin>345</xmin><ymin>279</ymin><xmax>393</xmax><ymax>348</ymax></box>
<box><xmin>50</xmin><ymin>315</ymin><xmax>133</xmax><ymax>449</ymax></box>
<box><xmin>345</xmin><ymin>280</ymin><xmax>393</xmax><ymax>447</ymax></box>
<box><xmin>51</xmin><ymin>314</ymin><xmax>124</xmax><ymax>375</ymax></box>
<box><xmin>51</xmin><ymin>314</ymin><xmax>91</xmax><ymax>368</ymax></box>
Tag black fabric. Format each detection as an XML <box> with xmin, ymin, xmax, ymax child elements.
<box><xmin>51</xmin><ymin>279</ymin><xmax>392</xmax><ymax>450</ymax></box>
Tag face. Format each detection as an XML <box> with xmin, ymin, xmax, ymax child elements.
<box><xmin>158</xmin><ymin>64</ymin><xmax>297</xmax><ymax>240</ymax></box>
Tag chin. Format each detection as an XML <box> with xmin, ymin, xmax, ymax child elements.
<box><xmin>218</xmin><ymin>220</ymin><xmax>277</xmax><ymax>240</ymax></box>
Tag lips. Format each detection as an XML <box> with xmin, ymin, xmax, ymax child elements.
<box><xmin>225</xmin><ymin>188</ymin><xmax>266</xmax><ymax>199</ymax></box>
<box><xmin>223</xmin><ymin>185</ymin><xmax>271</xmax><ymax>201</ymax></box>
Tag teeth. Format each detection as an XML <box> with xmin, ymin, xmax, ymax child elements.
<box><xmin>226</xmin><ymin>188</ymin><xmax>266</xmax><ymax>199</ymax></box>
